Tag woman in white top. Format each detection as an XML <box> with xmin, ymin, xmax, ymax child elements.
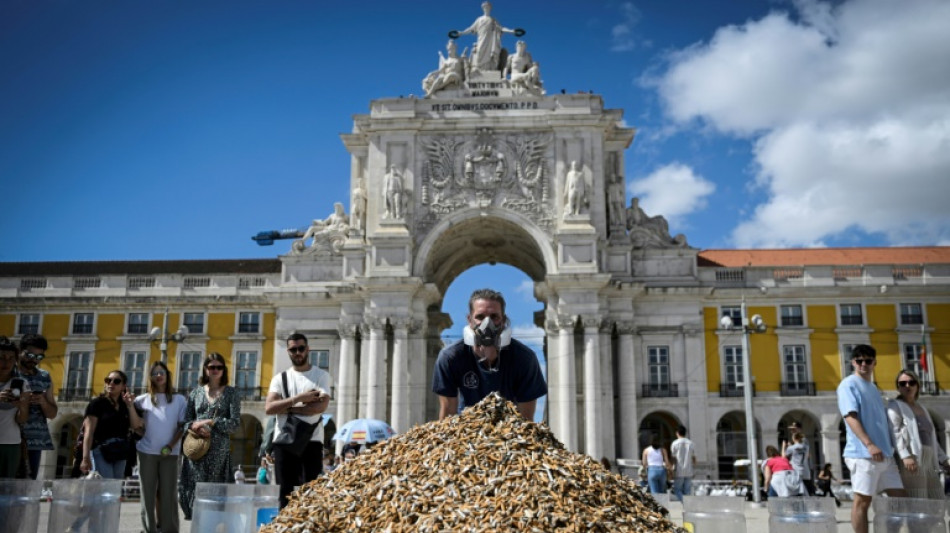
<box><xmin>887</xmin><ymin>368</ymin><xmax>950</xmax><ymax>499</ymax></box>
<box><xmin>135</xmin><ymin>361</ymin><xmax>187</xmax><ymax>533</ymax></box>
<box><xmin>641</xmin><ymin>434</ymin><xmax>672</xmax><ymax>494</ymax></box>
<box><xmin>0</xmin><ymin>338</ymin><xmax>30</xmax><ymax>478</ymax></box>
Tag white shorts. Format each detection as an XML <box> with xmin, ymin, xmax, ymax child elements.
<box><xmin>845</xmin><ymin>457</ymin><xmax>903</xmax><ymax>496</ymax></box>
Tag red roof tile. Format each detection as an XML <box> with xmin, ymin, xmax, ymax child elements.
<box><xmin>697</xmin><ymin>247</ymin><xmax>950</xmax><ymax>267</ymax></box>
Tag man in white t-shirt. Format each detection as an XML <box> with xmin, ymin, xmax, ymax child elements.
<box><xmin>670</xmin><ymin>425</ymin><xmax>696</xmax><ymax>501</ymax></box>
<box><xmin>265</xmin><ymin>333</ymin><xmax>333</xmax><ymax>509</ymax></box>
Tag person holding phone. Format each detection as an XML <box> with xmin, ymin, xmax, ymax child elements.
<box><xmin>17</xmin><ymin>333</ymin><xmax>57</xmax><ymax>479</ymax></box>
<box><xmin>80</xmin><ymin>370</ymin><xmax>143</xmax><ymax>479</ymax></box>
<box><xmin>0</xmin><ymin>337</ymin><xmax>30</xmax><ymax>478</ymax></box>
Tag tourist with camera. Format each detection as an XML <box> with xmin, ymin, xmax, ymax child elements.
<box><xmin>0</xmin><ymin>337</ymin><xmax>30</xmax><ymax>478</ymax></box>
<box><xmin>432</xmin><ymin>288</ymin><xmax>547</xmax><ymax>420</ymax></box>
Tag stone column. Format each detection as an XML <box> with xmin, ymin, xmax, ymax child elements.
<box><xmin>365</xmin><ymin>318</ymin><xmax>388</xmax><ymax>421</ymax></box>
<box><xmin>357</xmin><ymin>323</ymin><xmax>370</xmax><ymax>419</ymax></box>
<box><xmin>616</xmin><ymin>322</ymin><xmax>638</xmax><ymax>460</ymax></box>
<box><xmin>554</xmin><ymin>316</ymin><xmax>578</xmax><ymax>451</ymax></box>
<box><xmin>390</xmin><ymin>319</ymin><xmax>410</xmax><ymax>433</ymax></box>
<box><xmin>599</xmin><ymin>323</ymin><xmax>616</xmax><ymax>461</ymax></box>
<box><xmin>407</xmin><ymin>319</ymin><xmax>428</xmax><ymax>428</ymax></box>
<box><xmin>545</xmin><ymin>319</ymin><xmax>560</xmax><ymax>434</ymax></box>
<box><xmin>821</xmin><ymin>414</ymin><xmax>843</xmax><ymax>479</ymax></box>
<box><xmin>583</xmin><ymin>318</ymin><xmax>603</xmax><ymax>459</ymax></box>
<box><xmin>683</xmin><ymin>327</ymin><xmax>710</xmax><ymax>464</ymax></box>
<box><xmin>336</xmin><ymin>324</ymin><xmax>359</xmax><ymax>427</ymax></box>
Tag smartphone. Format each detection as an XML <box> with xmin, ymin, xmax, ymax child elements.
<box><xmin>10</xmin><ymin>378</ymin><xmax>24</xmax><ymax>398</ymax></box>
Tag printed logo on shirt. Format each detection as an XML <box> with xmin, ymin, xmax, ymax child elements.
<box><xmin>463</xmin><ymin>371</ymin><xmax>479</xmax><ymax>389</ymax></box>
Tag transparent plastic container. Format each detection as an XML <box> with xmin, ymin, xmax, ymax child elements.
<box><xmin>47</xmin><ymin>479</ymin><xmax>122</xmax><ymax>533</ymax></box>
<box><xmin>253</xmin><ymin>483</ymin><xmax>280</xmax><ymax>530</ymax></box>
<box><xmin>767</xmin><ymin>497</ymin><xmax>836</xmax><ymax>533</ymax></box>
<box><xmin>193</xmin><ymin>482</ymin><xmax>271</xmax><ymax>533</ymax></box>
<box><xmin>872</xmin><ymin>496</ymin><xmax>946</xmax><ymax>533</ymax></box>
<box><xmin>682</xmin><ymin>495</ymin><xmax>747</xmax><ymax>533</ymax></box>
<box><xmin>0</xmin><ymin>479</ymin><xmax>43</xmax><ymax>533</ymax></box>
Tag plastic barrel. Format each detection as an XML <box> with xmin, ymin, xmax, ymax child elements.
<box><xmin>767</xmin><ymin>497</ymin><xmax>836</xmax><ymax>533</ymax></box>
<box><xmin>47</xmin><ymin>479</ymin><xmax>122</xmax><ymax>533</ymax></box>
<box><xmin>0</xmin><ymin>479</ymin><xmax>43</xmax><ymax>533</ymax></box>
<box><xmin>872</xmin><ymin>496</ymin><xmax>946</xmax><ymax>533</ymax></box>
<box><xmin>682</xmin><ymin>495</ymin><xmax>747</xmax><ymax>533</ymax></box>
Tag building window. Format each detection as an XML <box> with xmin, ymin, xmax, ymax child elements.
<box><xmin>310</xmin><ymin>349</ymin><xmax>330</xmax><ymax>370</ymax></box>
<box><xmin>124</xmin><ymin>351</ymin><xmax>148</xmax><ymax>394</ymax></box>
<box><xmin>238</xmin><ymin>312</ymin><xmax>260</xmax><ymax>334</ymax></box>
<box><xmin>128</xmin><ymin>313</ymin><xmax>149</xmax><ymax>334</ymax></box>
<box><xmin>66</xmin><ymin>351</ymin><xmax>92</xmax><ymax>393</ymax></box>
<box><xmin>183</xmin><ymin>313</ymin><xmax>204</xmax><ymax>334</ymax></box>
<box><xmin>18</xmin><ymin>314</ymin><xmax>40</xmax><ymax>335</ymax></box>
<box><xmin>72</xmin><ymin>313</ymin><xmax>94</xmax><ymax>334</ymax></box>
<box><xmin>783</xmin><ymin>345</ymin><xmax>808</xmax><ymax>390</ymax></box>
<box><xmin>648</xmin><ymin>346</ymin><xmax>670</xmax><ymax>388</ymax></box>
<box><xmin>903</xmin><ymin>344</ymin><xmax>925</xmax><ymax>377</ymax></box>
<box><xmin>899</xmin><ymin>303</ymin><xmax>923</xmax><ymax>325</ymax></box>
<box><xmin>780</xmin><ymin>305</ymin><xmax>804</xmax><ymax>327</ymax></box>
<box><xmin>178</xmin><ymin>351</ymin><xmax>203</xmax><ymax>391</ymax></box>
<box><xmin>724</xmin><ymin>345</ymin><xmax>743</xmax><ymax>385</ymax></box>
<box><xmin>235</xmin><ymin>351</ymin><xmax>258</xmax><ymax>398</ymax></box>
<box><xmin>721</xmin><ymin>306</ymin><xmax>742</xmax><ymax>325</ymax></box>
<box><xmin>840</xmin><ymin>304</ymin><xmax>863</xmax><ymax>326</ymax></box>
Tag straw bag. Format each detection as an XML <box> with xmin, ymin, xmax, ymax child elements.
<box><xmin>182</xmin><ymin>429</ymin><xmax>210</xmax><ymax>461</ymax></box>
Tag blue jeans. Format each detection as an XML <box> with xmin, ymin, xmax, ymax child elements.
<box><xmin>91</xmin><ymin>447</ymin><xmax>126</xmax><ymax>479</ymax></box>
<box><xmin>648</xmin><ymin>466</ymin><xmax>667</xmax><ymax>494</ymax></box>
<box><xmin>672</xmin><ymin>476</ymin><xmax>692</xmax><ymax>501</ymax></box>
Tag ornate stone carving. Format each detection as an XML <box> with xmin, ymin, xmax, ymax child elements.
<box><xmin>350</xmin><ymin>179</ymin><xmax>367</xmax><ymax>235</ymax></box>
<box><xmin>625</xmin><ymin>197</ymin><xmax>689</xmax><ymax>248</ymax></box>
<box><xmin>607</xmin><ymin>172</ymin><xmax>626</xmax><ymax>229</ymax></box>
<box><xmin>292</xmin><ymin>202</ymin><xmax>349</xmax><ymax>255</ymax></box>
<box><xmin>557</xmin><ymin>316</ymin><xmax>577</xmax><ymax>330</ymax></box>
<box><xmin>582</xmin><ymin>317</ymin><xmax>602</xmax><ymax>330</ymax></box>
<box><xmin>615</xmin><ymin>322</ymin><xmax>637</xmax><ymax>336</ymax></box>
<box><xmin>417</xmin><ymin>130</ymin><xmax>553</xmax><ymax>236</ymax></box>
<box><xmin>338</xmin><ymin>324</ymin><xmax>360</xmax><ymax>339</ymax></box>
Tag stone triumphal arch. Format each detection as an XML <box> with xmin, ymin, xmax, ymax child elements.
<box><xmin>270</xmin><ymin>5</ymin><xmax>699</xmax><ymax>461</ymax></box>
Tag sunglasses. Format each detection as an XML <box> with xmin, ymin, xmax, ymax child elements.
<box><xmin>898</xmin><ymin>380</ymin><xmax>918</xmax><ymax>388</ymax></box>
<box><xmin>853</xmin><ymin>358</ymin><xmax>875</xmax><ymax>366</ymax></box>
<box><xmin>151</xmin><ymin>371</ymin><xmax>166</xmax><ymax>378</ymax></box>
<box><xmin>206</xmin><ymin>365</ymin><xmax>224</xmax><ymax>371</ymax></box>
<box><xmin>104</xmin><ymin>377</ymin><xmax>124</xmax><ymax>385</ymax></box>
<box><xmin>287</xmin><ymin>346</ymin><xmax>307</xmax><ymax>354</ymax></box>
<box><xmin>22</xmin><ymin>351</ymin><xmax>45</xmax><ymax>362</ymax></box>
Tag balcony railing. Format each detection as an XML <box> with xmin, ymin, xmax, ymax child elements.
<box><xmin>921</xmin><ymin>380</ymin><xmax>941</xmax><ymax>396</ymax></box>
<box><xmin>780</xmin><ymin>382</ymin><xmax>816</xmax><ymax>397</ymax></box>
<box><xmin>641</xmin><ymin>383</ymin><xmax>680</xmax><ymax>398</ymax></box>
<box><xmin>719</xmin><ymin>383</ymin><xmax>754</xmax><ymax>398</ymax></box>
<box><xmin>234</xmin><ymin>387</ymin><xmax>267</xmax><ymax>401</ymax></box>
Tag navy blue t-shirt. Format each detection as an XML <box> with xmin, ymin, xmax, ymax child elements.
<box><xmin>431</xmin><ymin>338</ymin><xmax>547</xmax><ymax>413</ymax></box>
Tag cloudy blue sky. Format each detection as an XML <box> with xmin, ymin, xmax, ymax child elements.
<box><xmin>3</xmin><ymin>0</ymin><xmax>949</xmax><ymax>358</ymax></box>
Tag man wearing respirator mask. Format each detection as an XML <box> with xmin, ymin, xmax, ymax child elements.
<box><xmin>432</xmin><ymin>288</ymin><xmax>547</xmax><ymax>420</ymax></box>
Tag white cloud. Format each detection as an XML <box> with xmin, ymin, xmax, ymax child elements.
<box><xmin>651</xmin><ymin>0</ymin><xmax>950</xmax><ymax>247</ymax></box>
<box><xmin>610</xmin><ymin>2</ymin><xmax>643</xmax><ymax>52</ymax></box>
<box><xmin>514</xmin><ymin>279</ymin><xmax>534</xmax><ymax>300</ymax></box>
<box><xmin>628</xmin><ymin>162</ymin><xmax>716</xmax><ymax>227</ymax></box>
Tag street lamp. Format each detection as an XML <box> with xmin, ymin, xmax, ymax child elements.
<box><xmin>720</xmin><ymin>297</ymin><xmax>767</xmax><ymax>504</ymax></box>
<box><xmin>149</xmin><ymin>307</ymin><xmax>188</xmax><ymax>365</ymax></box>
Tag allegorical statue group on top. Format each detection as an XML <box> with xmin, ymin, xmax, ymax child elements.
<box><xmin>422</xmin><ymin>1</ymin><xmax>543</xmax><ymax>97</ymax></box>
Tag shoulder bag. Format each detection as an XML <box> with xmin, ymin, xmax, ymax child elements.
<box><xmin>183</xmin><ymin>401</ymin><xmax>218</xmax><ymax>462</ymax></box>
<box><xmin>273</xmin><ymin>371</ymin><xmax>319</xmax><ymax>457</ymax></box>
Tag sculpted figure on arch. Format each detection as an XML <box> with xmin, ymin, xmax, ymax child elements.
<box><xmin>504</xmin><ymin>40</ymin><xmax>543</xmax><ymax>96</ymax></box>
<box><xmin>564</xmin><ymin>160</ymin><xmax>587</xmax><ymax>217</ymax></box>
<box><xmin>383</xmin><ymin>165</ymin><xmax>405</xmax><ymax>220</ymax></box>
<box><xmin>423</xmin><ymin>40</ymin><xmax>467</xmax><ymax>97</ymax></box>
<box><xmin>455</xmin><ymin>1</ymin><xmax>519</xmax><ymax>73</ymax></box>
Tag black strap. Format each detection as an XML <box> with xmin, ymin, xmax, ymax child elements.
<box><xmin>281</xmin><ymin>371</ymin><xmax>290</xmax><ymax>399</ymax></box>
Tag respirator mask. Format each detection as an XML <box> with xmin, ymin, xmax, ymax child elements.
<box><xmin>463</xmin><ymin>317</ymin><xmax>512</xmax><ymax>352</ymax></box>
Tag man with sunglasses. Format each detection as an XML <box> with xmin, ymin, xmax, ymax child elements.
<box><xmin>837</xmin><ymin>344</ymin><xmax>906</xmax><ymax>533</ymax></box>
<box><xmin>265</xmin><ymin>332</ymin><xmax>333</xmax><ymax>508</ymax></box>
<box><xmin>18</xmin><ymin>334</ymin><xmax>57</xmax><ymax>479</ymax></box>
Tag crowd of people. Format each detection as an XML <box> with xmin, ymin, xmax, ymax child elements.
<box><xmin>4</xmin><ymin>307</ymin><xmax>950</xmax><ymax>533</ymax></box>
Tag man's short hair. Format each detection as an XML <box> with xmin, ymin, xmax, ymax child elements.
<box><xmin>468</xmin><ymin>288</ymin><xmax>506</xmax><ymax>314</ymax></box>
<box><xmin>19</xmin><ymin>333</ymin><xmax>48</xmax><ymax>352</ymax></box>
<box><xmin>851</xmin><ymin>344</ymin><xmax>876</xmax><ymax>360</ymax></box>
<box><xmin>0</xmin><ymin>336</ymin><xmax>17</xmax><ymax>355</ymax></box>
<box><xmin>286</xmin><ymin>332</ymin><xmax>308</xmax><ymax>345</ymax></box>
<box><xmin>677</xmin><ymin>425</ymin><xmax>687</xmax><ymax>436</ymax></box>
